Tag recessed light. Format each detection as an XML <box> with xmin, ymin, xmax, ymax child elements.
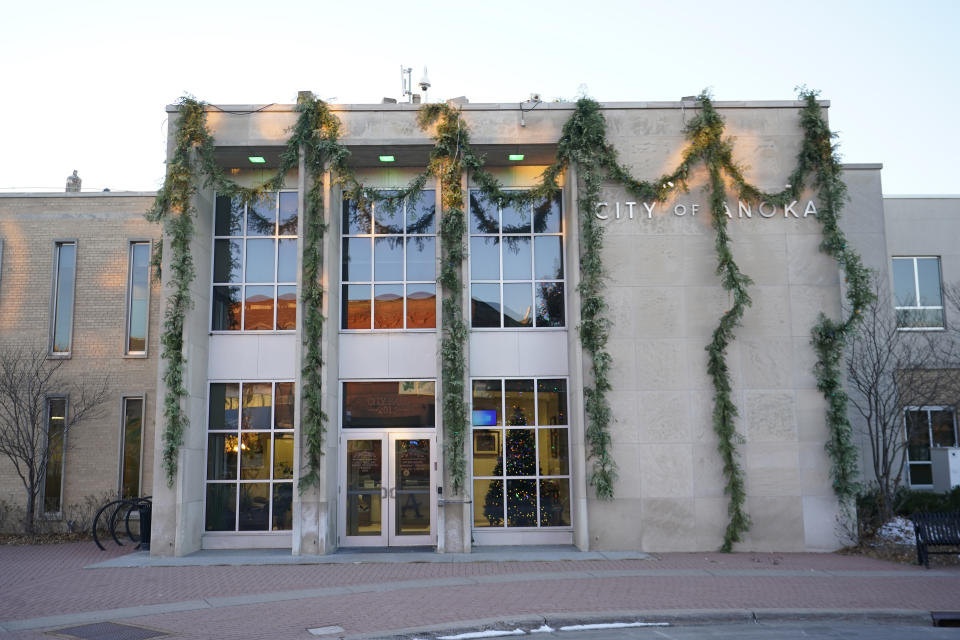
<box><xmin>379</xmin><ymin>155</ymin><xmax>396</xmax><ymax>163</ymax></box>
<box><xmin>509</xmin><ymin>154</ymin><xmax>524</xmax><ymax>161</ymax></box>
<box><xmin>248</xmin><ymin>156</ymin><xmax>266</xmax><ymax>164</ymax></box>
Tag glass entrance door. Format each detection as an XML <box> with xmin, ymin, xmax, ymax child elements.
<box><xmin>340</xmin><ymin>432</ymin><xmax>435</xmax><ymax>547</ymax></box>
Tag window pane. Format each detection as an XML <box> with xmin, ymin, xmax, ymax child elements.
<box><xmin>239</xmin><ymin>432</ymin><xmax>271</xmax><ymax>480</ymax></box>
<box><xmin>534</xmin><ymin>236</ymin><xmax>563</xmax><ymax>280</ymax></box>
<box><xmin>215</xmin><ymin>195</ymin><xmax>243</xmax><ymax>236</ymax></box>
<box><xmin>905</xmin><ymin>410</ymin><xmax>930</xmax><ymax>461</ymax></box>
<box><xmin>909</xmin><ymin>464</ymin><xmax>933</xmax><ymax>486</ymax></box>
<box><xmin>242</xmin><ymin>383</ymin><xmax>273</xmax><ymax>430</ymax></box>
<box><xmin>472</xmin><ymin>379</ymin><xmax>502</xmax><ymax>426</ymax></box>
<box><xmin>538</xmin><ymin>428</ymin><xmax>569</xmax><ymax>475</ymax></box>
<box><xmin>277</xmin><ymin>239</ymin><xmax>296</xmax><ymax>283</ymax></box>
<box><xmin>374</xmin><ymin>284</ymin><xmax>404</xmax><ymax>329</ymax></box>
<box><xmin>245</xmin><ymin>239</ymin><xmax>275</xmax><ymax>283</ymax></box>
<box><xmin>537</xmin><ymin>379</ymin><xmax>568</xmax><ymax>425</ymax></box>
<box><xmin>247</xmin><ymin>194</ymin><xmax>277</xmax><ymax>236</ymax></box>
<box><xmin>212</xmin><ymin>286</ymin><xmax>241</xmax><ymax>330</ymax></box>
<box><xmin>343</xmin><ymin>238</ymin><xmax>371</xmax><ymax>282</ymax></box>
<box><xmin>892</xmin><ymin>258</ymin><xmax>917</xmax><ymax>307</ymax></box>
<box><xmin>505</xmin><ymin>429</ymin><xmax>536</xmax><ymax>476</ymax></box>
<box><xmin>272</xmin><ymin>483</ymin><xmax>293</xmax><ymax>530</ymax></box>
<box><xmin>506</xmin><ymin>479</ymin><xmax>537</xmax><ymax>526</ymax></box>
<box><xmin>406</xmin><ymin>237</ymin><xmax>436</xmax><ymax>281</ymax></box>
<box><xmin>505</xmin><ymin>379</ymin><xmax>535</xmax><ymax>426</ymax></box>
<box><xmin>342</xmin><ymin>381</ymin><xmax>436</xmax><ymax>428</ymax></box>
<box><xmin>540</xmin><ymin>479</ymin><xmax>570</xmax><ymax>526</ymax></box>
<box><xmin>470</xmin><ymin>237</ymin><xmax>500</xmax><ymax>280</ymax></box>
<box><xmin>536</xmin><ymin>282</ymin><xmax>565</xmax><ymax>327</ymax></box>
<box><xmin>127</xmin><ymin>243</ymin><xmax>150</xmax><ymax>353</ymax></box>
<box><xmin>343</xmin><ymin>198</ymin><xmax>371</xmax><ymax>234</ymax></box>
<box><xmin>916</xmin><ymin>258</ymin><xmax>943</xmax><ymax>306</ymax></box>
<box><xmin>374</xmin><ymin>237</ymin><xmax>403</xmax><ymax>281</ymax></box>
<box><xmin>278</xmin><ymin>192</ymin><xmax>298</xmax><ymax>235</ymax></box>
<box><xmin>502</xmin><ymin>237</ymin><xmax>531</xmax><ymax>280</ymax></box>
<box><xmin>274</xmin><ymin>434</ymin><xmax>294</xmax><ymax>479</ymax></box>
<box><xmin>406</xmin><ymin>284</ymin><xmax>436</xmax><ymax>329</ymax></box>
<box><xmin>52</xmin><ymin>243</ymin><xmax>76</xmax><ymax>353</ymax></box>
<box><xmin>473</xmin><ymin>429</ymin><xmax>502</xmax><ymax>476</ymax></box>
<box><xmin>407</xmin><ymin>190</ymin><xmax>436</xmax><ymax>234</ymax></box>
<box><xmin>238</xmin><ymin>483</ymin><xmax>270</xmax><ymax>531</ymax></box>
<box><xmin>374</xmin><ymin>198</ymin><xmax>403</xmax><ymax>234</ymax></box>
<box><xmin>931</xmin><ymin>410</ymin><xmax>957</xmax><ymax>447</ymax></box>
<box><xmin>503</xmin><ymin>283</ymin><xmax>533</xmax><ymax>327</ymax></box>
<box><xmin>275</xmin><ymin>383</ymin><xmax>295</xmax><ymax>429</ymax></box>
<box><xmin>533</xmin><ymin>194</ymin><xmax>562</xmax><ymax>233</ymax></box>
<box><xmin>897</xmin><ymin>308</ymin><xmax>944</xmax><ymax>329</ymax></box>
<box><xmin>277</xmin><ymin>285</ymin><xmax>296</xmax><ymax>330</ymax></box>
<box><xmin>207</xmin><ymin>434</ymin><xmax>238</xmax><ymax>480</ymax></box>
<box><xmin>120</xmin><ymin>398</ymin><xmax>143</xmax><ymax>498</ymax></box>
<box><xmin>44</xmin><ymin>398</ymin><xmax>66</xmax><ymax>512</ymax></box>
<box><xmin>474</xmin><ymin>478</ymin><xmax>503</xmax><ymax>527</ymax></box>
<box><xmin>472</xmin><ymin>284</ymin><xmax>500</xmax><ymax>327</ymax></box>
<box><xmin>213</xmin><ymin>239</ymin><xmax>243</xmax><ymax>283</ymax></box>
<box><xmin>209</xmin><ymin>383</ymin><xmax>239</xmax><ymax>430</ymax></box>
<box><xmin>343</xmin><ymin>284</ymin><xmax>371</xmax><ymax>329</ymax></box>
<box><xmin>244</xmin><ymin>285</ymin><xmax>274</xmax><ymax>330</ymax></box>
<box><xmin>470</xmin><ymin>192</ymin><xmax>499</xmax><ymax>234</ymax></box>
<box><xmin>502</xmin><ymin>202</ymin><xmax>531</xmax><ymax>234</ymax></box>
<box><xmin>205</xmin><ymin>483</ymin><xmax>236</xmax><ymax>531</ymax></box>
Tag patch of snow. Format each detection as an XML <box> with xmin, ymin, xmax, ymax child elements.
<box><xmin>558</xmin><ymin>622</ymin><xmax>670</xmax><ymax>631</ymax></box>
<box><xmin>876</xmin><ymin>516</ymin><xmax>916</xmax><ymax>545</ymax></box>
<box><xmin>530</xmin><ymin>626</ymin><xmax>555</xmax><ymax>634</ymax></box>
<box><xmin>438</xmin><ymin>630</ymin><xmax>526</xmax><ymax>639</ymax></box>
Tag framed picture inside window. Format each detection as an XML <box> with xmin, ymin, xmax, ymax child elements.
<box><xmin>473</xmin><ymin>431</ymin><xmax>500</xmax><ymax>455</ymax></box>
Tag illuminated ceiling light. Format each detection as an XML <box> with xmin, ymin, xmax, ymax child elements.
<box><xmin>666</xmin><ymin>181</ymin><xmax>674</xmax><ymax>187</ymax></box>
<box><xmin>509</xmin><ymin>154</ymin><xmax>524</xmax><ymax>161</ymax></box>
<box><xmin>379</xmin><ymin>155</ymin><xmax>396</xmax><ymax>162</ymax></box>
<box><xmin>248</xmin><ymin>156</ymin><xmax>266</xmax><ymax>164</ymax></box>
<box><xmin>230</xmin><ymin>168</ymin><xmax>240</xmax><ymax>175</ymax></box>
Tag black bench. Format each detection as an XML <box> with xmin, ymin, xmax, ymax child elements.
<box><xmin>911</xmin><ymin>512</ymin><xmax>960</xmax><ymax>568</ymax></box>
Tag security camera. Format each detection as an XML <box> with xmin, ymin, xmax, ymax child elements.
<box><xmin>419</xmin><ymin>67</ymin><xmax>431</xmax><ymax>93</ymax></box>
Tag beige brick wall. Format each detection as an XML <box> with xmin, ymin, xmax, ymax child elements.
<box><xmin>0</xmin><ymin>193</ymin><xmax>160</xmax><ymax>528</ymax></box>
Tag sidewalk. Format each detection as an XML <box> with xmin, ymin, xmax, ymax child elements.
<box><xmin>1</xmin><ymin>542</ymin><xmax>958</xmax><ymax>639</ymax></box>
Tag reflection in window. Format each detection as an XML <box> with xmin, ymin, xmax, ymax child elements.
<box><xmin>212</xmin><ymin>193</ymin><xmax>297</xmax><ymax>331</ymax></box>
<box><xmin>892</xmin><ymin>257</ymin><xmax>945</xmax><ymax>329</ymax></box>
<box><xmin>43</xmin><ymin>398</ymin><xmax>67</xmax><ymax>513</ymax></box>
<box><xmin>342</xmin><ymin>380</ymin><xmax>436</xmax><ymax>428</ymax></box>
<box><xmin>905</xmin><ymin>407</ymin><xmax>958</xmax><ymax>487</ymax></box>
<box><xmin>472</xmin><ymin>378</ymin><xmax>570</xmax><ymax>529</ymax></box>
<box><xmin>342</xmin><ymin>191</ymin><xmax>437</xmax><ymax>330</ymax></box>
<box><xmin>126</xmin><ymin>243</ymin><xmax>151</xmax><ymax>354</ymax></box>
<box><xmin>469</xmin><ymin>191</ymin><xmax>564</xmax><ymax>328</ymax></box>
<box><xmin>120</xmin><ymin>397</ymin><xmax>144</xmax><ymax>498</ymax></box>
<box><xmin>51</xmin><ymin>242</ymin><xmax>76</xmax><ymax>354</ymax></box>
<box><xmin>205</xmin><ymin>381</ymin><xmax>295</xmax><ymax>531</ymax></box>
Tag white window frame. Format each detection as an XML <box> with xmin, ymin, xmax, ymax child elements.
<box><xmin>210</xmin><ymin>192</ymin><xmax>298</xmax><ymax>333</ymax></box>
<box><xmin>339</xmin><ymin>190</ymin><xmax>438</xmax><ymax>332</ymax></box>
<box><xmin>903</xmin><ymin>405</ymin><xmax>958</xmax><ymax>488</ymax></box>
<box><xmin>49</xmin><ymin>240</ymin><xmax>78</xmax><ymax>357</ymax></box>
<box><xmin>124</xmin><ymin>241</ymin><xmax>152</xmax><ymax>356</ymax></box>
<box><xmin>892</xmin><ymin>256</ymin><xmax>945</xmax><ymax>331</ymax></box>
<box><xmin>468</xmin><ymin>190</ymin><xmax>566</xmax><ymax>330</ymax></box>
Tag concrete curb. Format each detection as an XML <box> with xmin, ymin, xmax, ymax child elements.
<box><xmin>340</xmin><ymin>609</ymin><xmax>934</xmax><ymax>640</ymax></box>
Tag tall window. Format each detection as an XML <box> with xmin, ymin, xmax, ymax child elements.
<box><xmin>43</xmin><ymin>397</ymin><xmax>67</xmax><ymax>513</ymax></box>
<box><xmin>50</xmin><ymin>242</ymin><xmax>77</xmax><ymax>354</ymax></box>
<box><xmin>119</xmin><ymin>397</ymin><xmax>144</xmax><ymax>498</ymax></box>
<box><xmin>892</xmin><ymin>257</ymin><xmax>944</xmax><ymax>329</ymax></box>
<box><xmin>212</xmin><ymin>193</ymin><xmax>298</xmax><ymax>332</ymax></box>
<box><xmin>472</xmin><ymin>378</ymin><xmax>570</xmax><ymax>529</ymax></box>
<box><xmin>469</xmin><ymin>192</ymin><xmax>564</xmax><ymax>328</ymax></box>
<box><xmin>126</xmin><ymin>242</ymin><xmax>151</xmax><ymax>354</ymax></box>
<box><xmin>205</xmin><ymin>381</ymin><xmax>295</xmax><ymax>532</ymax></box>
<box><xmin>341</xmin><ymin>190</ymin><xmax>437</xmax><ymax>330</ymax></box>
<box><xmin>905</xmin><ymin>407</ymin><xmax>958</xmax><ymax>487</ymax></box>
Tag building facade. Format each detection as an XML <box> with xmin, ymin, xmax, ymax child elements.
<box><xmin>1</xmin><ymin>97</ymin><xmax>956</xmax><ymax>554</ymax></box>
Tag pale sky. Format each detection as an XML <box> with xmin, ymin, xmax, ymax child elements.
<box><xmin>2</xmin><ymin>0</ymin><xmax>957</xmax><ymax>195</ymax></box>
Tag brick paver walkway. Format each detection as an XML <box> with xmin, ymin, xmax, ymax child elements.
<box><xmin>1</xmin><ymin>543</ymin><xmax>958</xmax><ymax>639</ymax></box>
